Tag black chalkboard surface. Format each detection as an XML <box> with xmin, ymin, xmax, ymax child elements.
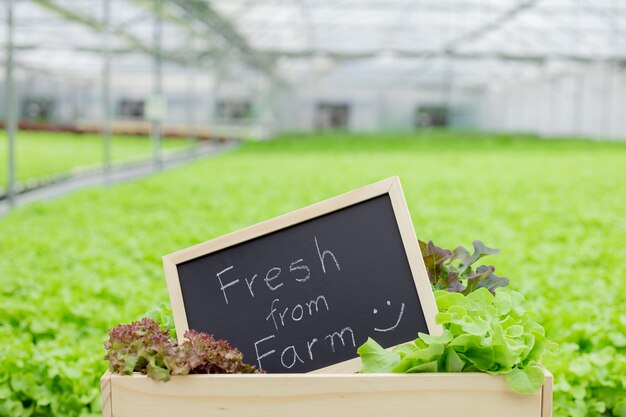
<box><xmin>163</xmin><ymin>177</ymin><xmax>440</xmax><ymax>373</ymax></box>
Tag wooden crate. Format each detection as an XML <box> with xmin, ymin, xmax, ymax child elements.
<box><xmin>101</xmin><ymin>369</ymin><xmax>552</xmax><ymax>417</ymax></box>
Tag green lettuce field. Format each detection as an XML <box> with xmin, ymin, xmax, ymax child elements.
<box><xmin>0</xmin><ymin>131</ymin><xmax>187</xmax><ymax>186</ymax></box>
<box><xmin>0</xmin><ymin>131</ymin><xmax>624</xmax><ymax>416</ymax></box>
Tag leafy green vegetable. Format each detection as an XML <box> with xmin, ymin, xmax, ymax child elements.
<box><xmin>143</xmin><ymin>304</ymin><xmax>177</xmax><ymax>339</ymax></box>
<box><xmin>104</xmin><ymin>318</ymin><xmax>261</xmax><ymax>381</ymax></box>
<box><xmin>1</xmin><ymin>131</ymin><xmax>625</xmax><ymax>416</ymax></box>
<box><xmin>358</xmin><ymin>288</ymin><xmax>558</xmax><ymax>394</ymax></box>
<box><xmin>507</xmin><ymin>365</ymin><xmax>547</xmax><ymax>394</ymax></box>
<box><xmin>182</xmin><ymin>330</ymin><xmax>259</xmax><ymax>375</ymax></box>
<box><xmin>356</xmin><ymin>338</ymin><xmax>401</xmax><ymax>373</ymax></box>
<box><xmin>419</xmin><ymin>240</ymin><xmax>509</xmax><ymax>295</ymax></box>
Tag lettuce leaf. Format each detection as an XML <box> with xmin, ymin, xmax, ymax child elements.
<box><xmin>507</xmin><ymin>364</ymin><xmax>546</xmax><ymax>394</ymax></box>
<box><xmin>104</xmin><ymin>318</ymin><xmax>261</xmax><ymax>381</ymax></box>
<box><xmin>419</xmin><ymin>240</ymin><xmax>509</xmax><ymax>295</ymax></box>
<box><xmin>356</xmin><ymin>338</ymin><xmax>401</xmax><ymax>373</ymax></box>
<box><xmin>358</xmin><ymin>288</ymin><xmax>558</xmax><ymax>394</ymax></box>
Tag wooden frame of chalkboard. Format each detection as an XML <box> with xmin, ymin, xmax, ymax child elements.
<box><xmin>162</xmin><ymin>176</ymin><xmax>442</xmax><ymax>373</ymax></box>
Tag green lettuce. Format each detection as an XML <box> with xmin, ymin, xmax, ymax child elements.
<box><xmin>358</xmin><ymin>288</ymin><xmax>558</xmax><ymax>394</ymax></box>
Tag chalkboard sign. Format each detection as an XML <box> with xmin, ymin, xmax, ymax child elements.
<box><xmin>163</xmin><ymin>177</ymin><xmax>441</xmax><ymax>373</ymax></box>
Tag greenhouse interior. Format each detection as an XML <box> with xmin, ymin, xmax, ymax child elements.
<box><xmin>2</xmin><ymin>0</ymin><xmax>626</xmax><ymax>139</ymax></box>
<box><xmin>1</xmin><ymin>1</ymin><xmax>625</xmax><ymax>417</ymax></box>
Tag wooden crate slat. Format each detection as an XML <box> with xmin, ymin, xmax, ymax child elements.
<box><xmin>103</xmin><ymin>371</ymin><xmax>550</xmax><ymax>417</ymax></box>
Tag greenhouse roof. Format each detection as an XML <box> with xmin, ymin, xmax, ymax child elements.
<box><xmin>1</xmin><ymin>0</ymin><xmax>625</xmax><ymax>87</ymax></box>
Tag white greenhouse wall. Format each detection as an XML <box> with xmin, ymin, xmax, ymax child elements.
<box><xmin>466</xmin><ymin>64</ymin><xmax>626</xmax><ymax>140</ymax></box>
<box><xmin>2</xmin><ymin>63</ymin><xmax>624</xmax><ymax>141</ymax></box>
<box><xmin>275</xmin><ymin>86</ymin><xmax>450</xmax><ymax>133</ymax></box>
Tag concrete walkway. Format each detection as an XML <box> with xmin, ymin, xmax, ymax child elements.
<box><xmin>0</xmin><ymin>140</ymin><xmax>238</xmax><ymax>218</ymax></box>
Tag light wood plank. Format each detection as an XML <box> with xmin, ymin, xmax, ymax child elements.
<box><xmin>100</xmin><ymin>371</ymin><xmax>112</xmax><ymax>417</ymax></box>
<box><xmin>162</xmin><ymin>256</ymin><xmax>189</xmax><ymax>342</ymax></box>
<box><xmin>541</xmin><ymin>368</ymin><xmax>554</xmax><ymax>417</ymax></box>
<box><xmin>107</xmin><ymin>371</ymin><xmax>547</xmax><ymax>417</ymax></box>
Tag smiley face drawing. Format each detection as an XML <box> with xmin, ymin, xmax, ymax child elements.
<box><xmin>373</xmin><ymin>300</ymin><xmax>406</xmax><ymax>333</ymax></box>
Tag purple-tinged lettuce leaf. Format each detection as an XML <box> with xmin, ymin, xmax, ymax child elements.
<box><xmin>458</xmin><ymin>241</ymin><xmax>500</xmax><ymax>272</ymax></box>
<box><xmin>419</xmin><ymin>240</ymin><xmax>453</xmax><ymax>286</ymax></box>
<box><xmin>418</xmin><ymin>239</ymin><xmax>507</xmax><ymax>295</ymax></box>
<box><xmin>450</xmin><ymin>246</ymin><xmax>471</xmax><ymax>263</ymax></box>
<box><xmin>444</xmin><ymin>271</ymin><xmax>466</xmax><ymax>292</ymax></box>
<box><xmin>104</xmin><ymin>318</ymin><xmax>260</xmax><ymax>382</ymax></box>
<box><xmin>104</xmin><ymin>318</ymin><xmax>178</xmax><ymax>381</ymax></box>
<box><xmin>181</xmin><ymin>330</ymin><xmax>260</xmax><ymax>374</ymax></box>
<box><xmin>476</xmin><ymin>266</ymin><xmax>510</xmax><ymax>293</ymax></box>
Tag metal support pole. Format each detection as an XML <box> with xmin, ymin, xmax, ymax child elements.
<box><xmin>267</xmin><ymin>78</ymin><xmax>278</xmax><ymax>135</ymax></box>
<box><xmin>516</xmin><ymin>89</ymin><xmax>522</xmax><ymax>132</ymax></box>
<box><xmin>186</xmin><ymin>34</ymin><xmax>197</xmax><ymax>146</ymax></box>
<box><xmin>571</xmin><ymin>0</ymin><xmax>583</xmax><ymax>137</ymax></box>
<box><xmin>601</xmin><ymin>63</ymin><xmax>613</xmax><ymax>140</ymax></box>
<box><xmin>445</xmin><ymin>58</ymin><xmax>455</xmax><ymax>128</ymax></box>
<box><xmin>572</xmin><ymin>74</ymin><xmax>584</xmax><ymax>136</ymax></box>
<box><xmin>549</xmin><ymin>75</ymin><xmax>558</xmax><ymax>137</ymax></box>
<box><xmin>151</xmin><ymin>0</ymin><xmax>163</xmax><ymax>170</ymax></box>
<box><xmin>541</xmin><ymin>65</ymin><xmax>552</xmax><ymax>137</ymax></box>
<box><xmin>212</xmin><ymin>58</ymin><xmax>224</xmax><ymax>125</ymax></box>
<box><xmin>252</xmin><ymin>73</ymin><xmax>262</xmax><ymax>129</ymax></box>
<box><xmin>5</xmin><ymin>0</ymin><xmax>17</xmax><ymax>207</ymax></box>
<box><xmin>102</xmin><ymin>0</ymin><xmax>112</xmax><ymax>178</ymax></box>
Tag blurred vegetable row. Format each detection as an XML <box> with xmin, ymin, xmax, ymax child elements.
<box><xmin>1</xmin><ymin>131</ymin><xmax>625</xmax><ymax>416</ymax></box>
